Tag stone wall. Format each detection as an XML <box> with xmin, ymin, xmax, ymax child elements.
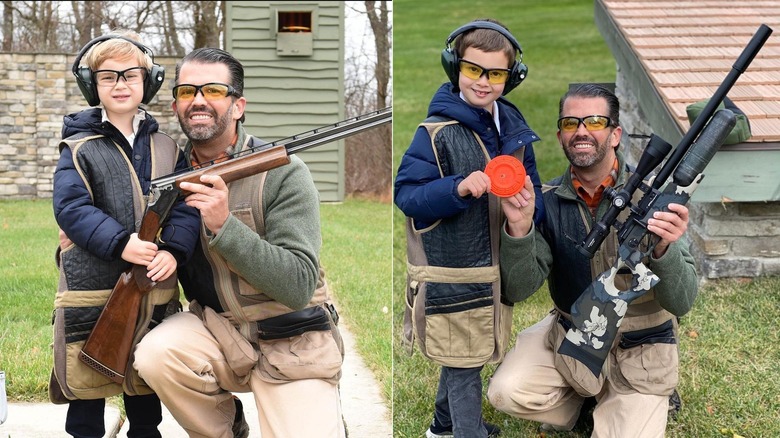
<box><xmin>689</xmin><ymin>202</ymin><xmax>780</xmax><ymax>278</ymax></box>
<box><xmin>615</xmin><ymin>69</ymin><xmax>780</xmax><ymax>279</ymax></box>
<box><xmin>0</xmin><ymin>52</ymin><xmax>185</xmax><ymax>199</ymax></box>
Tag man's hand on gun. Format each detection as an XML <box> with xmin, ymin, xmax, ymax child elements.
<box><xmin>648</xmin><ymin>203</ymin><xmax>689</xmax><ymax>258</ymax></box>
<box><xmin>181</xmin><ymin>174</ymin><xmax>231</xmax><ymax>235</ymax></box>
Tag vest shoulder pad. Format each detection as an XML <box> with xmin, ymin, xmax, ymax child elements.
<box><xmin>59</xmin><ymin>133</ymin><xmax>105</xmax><ymax>153</ymax></box>
<box><xmin>151</xmin><ymin>132</ymin><xmax>177</xmax><ymax>151</ymax></box>
<box><xmin>419</xmin><ymin>115</ymin><xmax>459</xmax><ymax>128</ymax></box>
<box><xmin>249</xmin><ymin>135</ymin><xmax>270</xmax><ymax>149</ymax></box>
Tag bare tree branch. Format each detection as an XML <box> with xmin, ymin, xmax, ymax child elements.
<box><xmin>1</xmin><ymin>1</ymin><xmax>226</xmax><ymax>54</ymax></box>
<box><xmin>344</xmin><ymin>1</ymin><xmax>393</xmax><ymax>200</ymax></box>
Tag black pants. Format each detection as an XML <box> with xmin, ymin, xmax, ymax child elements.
<box><xmin>65</xmin><ymin>392</ymin><xmax>162</xmax><ymax>438</ymax></box>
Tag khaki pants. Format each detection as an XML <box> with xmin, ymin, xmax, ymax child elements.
<box><xmin>134</xmin><ymin>311</ymin><xmax>346</xmax><ymax>438</ymax></box>
<box><xmin>486</xmin><ymin>313</ymin><xmax>668</xmax><ymax>438</ymax></box>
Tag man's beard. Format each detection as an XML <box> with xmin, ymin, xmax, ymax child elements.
<box><xmin>563</xmin><ymin>134</ymin><xmax>611</xmax><ymax>169</ymax></box>
<box><xmin>179</xmin><ymin>105</ymin><xmax>233</xmax><ymax>142</ymax></box>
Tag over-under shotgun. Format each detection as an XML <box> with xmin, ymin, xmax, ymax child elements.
<box><xmin>79</xmin><ymin>107</ymin><xmax>392</xmax><ymax>383</ymax></box>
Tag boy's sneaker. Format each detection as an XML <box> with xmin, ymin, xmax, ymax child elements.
<box><xmin>669</xmin><ymin>389</ymin><xmax>682</xmax><ymax>420</ymax></box>
<box><xmin>425</xmin><ymin>420</ymin><xmax>501</xmax><ymax>437</ymax></box>
<box><xmin>425</xmin><ymin>426</ymin><xmax>453</xmax><ymax>438</ymax></box>
<box><xmin>484</xmin><ymin>422</ymin><xmax>502</xmax><ymax>437</ymax></box>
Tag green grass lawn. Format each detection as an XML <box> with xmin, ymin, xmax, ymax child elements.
<box><xmin>0</xmin><ymin>200</ymin><xmax>56</xmax><ymax>400</ymax></box>
<box><xmin>320</xmin><ymin>199</ymin><xmax>393</xmax><ymax>400</ymax></box>
<box><xmin>392</xmin><ymin>1</ymin><xmax>780</xmax><ymax>437</ymax></box>
<box><xmin>0</xmin><ymin>197</ymin><xmax>392</xmax><ymax>406</ymax></box>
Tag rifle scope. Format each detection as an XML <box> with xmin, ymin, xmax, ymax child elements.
<box><xmin>577</xmin><ymin>135</ymin><xmax>671</xmax><ymax>258</ymax></box>
<box><xmin>576</xmin><ymin>23</ymin><xmax>773</xmax><ymax>259</ymax></box>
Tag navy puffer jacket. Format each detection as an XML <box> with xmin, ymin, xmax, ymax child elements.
<box><xmin>53</xmin><ymin>108</ymin><xmax>199</xmax><ymax>265</ymax></box>
<box><xmin>395</xmin><ymin>83</ymin><xmax>544</xmax><ymax>228</ymax></box>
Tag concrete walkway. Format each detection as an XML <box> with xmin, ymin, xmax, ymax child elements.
<box><xmin>0</xmin><ymin>320</ymin><xmax>391</xmax><ymax>437</ymax></box>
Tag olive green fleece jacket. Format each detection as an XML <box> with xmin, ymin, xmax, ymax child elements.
<box><xmin>183</xmin><ymin>122</ymin><xmax>321</xmax><ymax>311</ymax></box>
<box><xmin>500</xmin><ymin>151</ymin><xmax>698</xmax><ymax>317</ymax></box>
<box><xmin>208</xmin><ymin>153</ymin><xmax>321</xmax><ymax>310</ymax></box>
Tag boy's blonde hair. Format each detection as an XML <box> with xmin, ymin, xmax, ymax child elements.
<box><xmin>453</xmin><ymin>18</ymin><xmax>516</xmax><ymax>67</ymax></box>
<box><xmin>82</xmin><ymin>30</ymin><xmax>152</xmax><ymax>71</ymax></box>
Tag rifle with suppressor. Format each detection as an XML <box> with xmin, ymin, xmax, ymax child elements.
<box><xmin>78</xmin><ymin>107</ymin><xmax>392</xmax><ymax>384</ymax></box>
<box><xmin>557</xmin><ymin>25</ymin><xmax>773</xmax><ymax>381</ymax></box>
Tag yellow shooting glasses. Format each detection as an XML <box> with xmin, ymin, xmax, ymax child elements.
<box><xmin>458</xmin><ymin>59</ymin><xmax>510</xmax><ymax>84</ymax></box>
<box><xmin>172</xmin><ymin>82</ymin><xmax>237</xmax><ymax>101</ymax></box>
<box><xmin>557</xmin><ymin>115</ymin><xmax>612</xmax><ymax>133</ymax></box>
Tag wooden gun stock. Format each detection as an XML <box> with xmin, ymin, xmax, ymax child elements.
<box><xmin>77</xmin><ymin>148</ymin><xmax>289</xmax><ymax>384</ymax></box>
<box><xmin>77</xmin><ymin>107</ymin><xmax>392</xmax><ymax>383</ymax></box>
<box><xmin>79</xmin><ymin>210</ymin><xmax>163</xmax><ymax>384</ymax></box>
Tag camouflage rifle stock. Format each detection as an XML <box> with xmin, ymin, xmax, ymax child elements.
<box><xmin>560</xmin><ymin>25</ymin><xmax>773</xmax><ymax>380</ymax></box>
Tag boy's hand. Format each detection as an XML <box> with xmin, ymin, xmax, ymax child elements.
<box><xmin>58</xmin><ymin>228</ymin><xmax>73</xmax><ymax>250</ymax></box>
<box><xmin>500</xmin><ymin>175</ymin><xmax>535</xmax><ymax>237</ymax></box>
<box><xmin>181</xmin><ymin>174</ymin><xmax>230</xmax><ymax>235</ymax></box>
<box><xmin>147</xmin><ymin>250</ymin><xmax>176</xmax><ymax>282</ymax></box>
<box><xmin>121</xmin><ymin>232</ymin><xmax>158</xmax><ymax>266</ymax></box>
<box><xmin>458</xmin><ymin>171</ymin><xmax>491</xmax><ymax>198</ymax></box>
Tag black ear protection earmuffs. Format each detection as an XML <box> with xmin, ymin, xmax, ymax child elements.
<box><xmin>441</xmin><ymin>21</ymin><xmax>528</xmax><ymax>95</ymax></box>
<box><xmin>72</xmin><ymin>35</ymin><xmax>165</xmax><ymax>107</ymax></box>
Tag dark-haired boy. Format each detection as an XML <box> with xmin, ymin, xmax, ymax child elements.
<box><xmin>395</xmin><ymin>18</ymin><xmax>544</xmax><ymax>438</ymax></box>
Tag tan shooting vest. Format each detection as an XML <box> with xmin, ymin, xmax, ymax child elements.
<box><xmin>403</xmin><ymin>118</ymin><xmax>521</xmax><ymax>368</ymax></box>
<box><xmin>50</xmin><ymin>132</ymin><xmax>181</xmax><ymax>403</ymax></box>
<box><xmin>192</xmin><ymin>164</ymin><xmax>344</xmax><ymax>384</ymax></box>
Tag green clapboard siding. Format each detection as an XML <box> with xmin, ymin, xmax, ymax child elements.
<box><xmin>691</xmin><ymin>151</ymin><xmax>780</xmax><ymax>202</ymax></box>
<box><xmin>226</xmin><ymin>1</ymin><xmax>345</xmax><ymax>202</ymax></box>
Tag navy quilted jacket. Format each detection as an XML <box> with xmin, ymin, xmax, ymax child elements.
<box><xmin>53</xmin><ymin>108</ymin><xmax>199</xmax><ymax>265</ymax></box>
<box><xmin>394</xmin><ymin>83</ymin><xmax>544</xmax><ymax>228</ymax></box>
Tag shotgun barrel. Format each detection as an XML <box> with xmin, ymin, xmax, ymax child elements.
<box><xmin>79</xmin><ymin>107</ymin><xmax>393</xmax><ymax>383</ymax></box>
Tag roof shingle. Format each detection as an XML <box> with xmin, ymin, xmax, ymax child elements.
<box><xmin>602</xmin><ymin>0</ymin><xmax>780</xmax><ymax>142</ymax></box>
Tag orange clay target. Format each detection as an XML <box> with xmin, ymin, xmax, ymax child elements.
<box><xmin>484</xmin><ymin>155</ymin><xmax>526</xmax><ymax>197</ymax></box>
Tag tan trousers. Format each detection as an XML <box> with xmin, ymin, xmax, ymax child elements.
<box><xmin>134</xmin><ymin>311</ymin><xmax>346</xmax><ymax>438</ymax></box>
<box><xmin>486</xmin><ymin>314</ymin><xmax>668</xmax><ymax>437</ymax></box>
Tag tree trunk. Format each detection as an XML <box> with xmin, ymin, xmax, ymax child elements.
<box><xmin>365</xmin><ymin>1</ymin><xmax>390</xmax><ymax>109</ymax></box>
<box><xmin>163</xmin><ymin>0</ymin><xmax>185</xmax><ymax>56</ymax></box>
<box><xmin>72</xmin><ymin>1</ymin><xmax>103</xmax><ymax>48</ymax></box>
<box><xmin>193</xmin><ymin>0</ymin><xmax>220</xmax><ymax>48</ymax></box>
<box><xmin>2</xmin><ymin>1</ymin><xmax>13</xmax><ymax>51</ymax></box>
<box><xmin>344</xmin><ymin>1</ymin><xmax>393</xmax><ymax>200</ymax></box>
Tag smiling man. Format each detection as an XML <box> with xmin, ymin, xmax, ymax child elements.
<box><xmin>133</xmin><ymin>48</ymin><xmax>347</xmax><ymax>438</ymax></box>
<box><xmin>488</xmin><ymin>83</ymin><xmax>698</xmax><ymax>437</ymax></box>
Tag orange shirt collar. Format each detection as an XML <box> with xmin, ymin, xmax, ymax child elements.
<box><xmin>571</xmin><ymin>157</ymin><xmax>619</xmax><ymax>214</ymax></box>
<box><xmin>189</xmin><ymin>132</ymin><xmax>239</xmax><ymax>169</ymax></box>
<box><xmin>190</xmin><ymin>150</ymin><xmax>230</xmax><ymax>169</ymax></box>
